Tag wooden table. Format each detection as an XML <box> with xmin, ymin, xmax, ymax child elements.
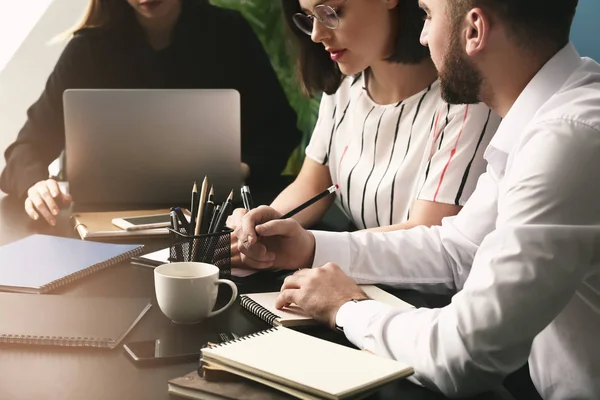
<box><xmin>0</xmin><ymin>194</ymin><xmax>513</xmax><ymax>400</ymax></box>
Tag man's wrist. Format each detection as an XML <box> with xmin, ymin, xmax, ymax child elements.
<box><xmin>302</xmin><ymin>231</ymin><xmax>316</xmax><ymax>269</ymax></box>
<box><xmin>334</xmin><ymin>297</ymin><xmax>372</xmax><ymax>332</ymax></box>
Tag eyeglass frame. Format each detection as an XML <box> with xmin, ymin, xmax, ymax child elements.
<box><xmin>292</xmin><ymin>2</ymin><xmax>344</xmax><ymax>36</ymax></box>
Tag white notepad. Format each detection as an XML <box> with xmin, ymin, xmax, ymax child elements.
<box><xmin>240</xmin><ymin>285</ymin><xmax>414</xmax><ymax>327</ymax></box>
<box><xmin>201</xmin><ymin>326</ymin><xmax>413</xmax><ymax>400</ymax></box>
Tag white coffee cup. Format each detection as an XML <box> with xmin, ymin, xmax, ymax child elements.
<box><xmin>154</xmin><ymin>262</ymin><xmax>238</xmax><ymax>324</ymax></box>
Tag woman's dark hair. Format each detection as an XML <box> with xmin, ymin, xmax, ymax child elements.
<box><xmin>282</xmin><ymin>0</ymin><xmax>430</xmax><ymax>96</ymax></box>
<box><xmin>71</xmin><ymin>0</ymin><xmax>207</xmax><ymax>36</ymax></box>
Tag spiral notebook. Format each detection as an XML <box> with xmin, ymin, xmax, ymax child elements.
<box><xmin>240</xmin><ymin>285</ymin><xmax>414</xmax><ymax>327</ymax></box>
<box><xmin>0</xmin><ymin>234</ymin><xmax>143</xmax><ymax>293</ymax></box>
<box><xmin>201</xmin><ymin>326</ymin><xmax>413</xmax><ymax>400</ymax></box>
<box><xmin>0</xmin><ymin>292</ymin><xmax>151</xmax><ymax>348</ymax></box>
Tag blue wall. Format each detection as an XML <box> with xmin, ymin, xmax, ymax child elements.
<box><xmin>572</xmin><ymin>0</ymin><xmax>600</xmax><ymax>61</ymax></box>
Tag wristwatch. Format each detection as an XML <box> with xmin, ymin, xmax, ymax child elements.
<box><xmin>334</xmin><ymin>298</ymin><xmax>371</xmax><ymax>333</ymax></box>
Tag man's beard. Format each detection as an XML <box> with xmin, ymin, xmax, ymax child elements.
<box><xmin>438</xmin><ymin>29</ymin><xmax>483</xmax><ymax>105</ymax></box>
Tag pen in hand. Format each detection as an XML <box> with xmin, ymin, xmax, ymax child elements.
<box><xmin>280</xmin><ymin>184</ymin><xmax>338</xmax><ymax>220</ymax></box>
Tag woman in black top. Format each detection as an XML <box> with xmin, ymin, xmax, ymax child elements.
<box><xmin>0</xmin><ymin>0</ymin><xmax>301</xmax><ymax>225</ymax></box>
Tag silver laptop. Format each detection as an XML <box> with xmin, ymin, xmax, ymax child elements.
<box><xmin>63</xmin><ymin>89</ymin><xmax>241</xmax><ymax>207</ymax></box>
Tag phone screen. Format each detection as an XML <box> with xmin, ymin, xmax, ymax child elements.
<box><xmin>122</xmin><ymin>214</ymin><xmax>172</xmax><ymax>226</ymax></box>
<box><xmin>124</xmin><ymin>337</ymin><xmax>203</xmax><ymax>363</ymax></box>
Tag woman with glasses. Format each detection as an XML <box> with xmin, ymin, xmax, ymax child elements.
<box><xmin>230</xmin><ymin>0</ymin><xmax>500</xmax><ymax>234</ymax></box>
<box><xmin>0</xmin><ymin>0</ymin><xmax>301</xmax><ymax>226</ymax></box>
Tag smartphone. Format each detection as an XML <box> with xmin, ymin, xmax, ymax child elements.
<box><xmin>112</xmin><ymin>214</ymin><xmax>173</xmax><ymax>231</ymax></box>
<box><xmin>123</xmin><ymin>338</ymin><xmax>203</xmax><ymax>365</ymax></box>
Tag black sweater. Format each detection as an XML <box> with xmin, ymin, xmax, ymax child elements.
<box><xmin>0</xmin><ymin>3</ymin><xmax>301</xmax><ymax>198</ymax></box>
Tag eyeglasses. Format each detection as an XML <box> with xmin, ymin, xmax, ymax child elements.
<box><xmin>292</xmin><ymin>4</ymin><xmax>342</xmax><ymax>36</ymax></box>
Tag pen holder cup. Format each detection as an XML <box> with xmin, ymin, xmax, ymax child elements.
<box><xmin>168</xmin><ymin>228</ymin><xmax>232</xmax><ymax>278</ymax></box>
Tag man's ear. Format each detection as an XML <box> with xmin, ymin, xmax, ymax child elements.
<box><xmin>464</xmin><ymin>8</ymin><xmax>489</xmax><ymax>56</ymax></box>
<box><xmin>385</xmin><ymin>0</ymin><xmax>400</xmax><ymax>10</ymax></box>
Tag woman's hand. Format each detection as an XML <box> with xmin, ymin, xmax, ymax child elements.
<box><xmin>24</xmin><ymin>179</ymin><xmax>72</xmax><ymax>226</ymax></box>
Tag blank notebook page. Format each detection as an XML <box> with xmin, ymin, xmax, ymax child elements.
<box><xmin>202</xmin><ymin>327</ymin><xmax>413</xmax><ymax>399</ymax></box>
<box><xmin>243</xmin><ymin>284</ymin><xmax>414</xmax><ymax>324</ymax></box>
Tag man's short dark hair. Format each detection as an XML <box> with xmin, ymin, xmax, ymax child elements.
<box><xmin>281</xmin><ymin>0</ymin><xmax>430</xmax><ymax>96</ymax></box>
<box><xmin>449</xmin><ymin>0</ymin><xmax>579</xmax><ymax>52</ymax></box>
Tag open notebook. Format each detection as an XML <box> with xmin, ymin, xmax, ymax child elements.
<box><xmin>0</xmin><ymin>234</ymin><xmax>143</xmax><ymax>293</ymax></box>
<box><xmin>201</xmin><ymin>326</ymin><xmax>413</xmax><ymax>400</ymax></box>
<box><xmin>0</xmin><ymin>293</ymin><xmax>151</xmax><ymax>348</ymax></box>
<box><xmin>240</xmin><ymin>285</ymin><xmax>414</xmax><ymax>327</ymax></box>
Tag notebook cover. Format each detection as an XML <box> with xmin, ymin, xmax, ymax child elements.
<box><xmin>240</xmin><ymin>285</ymin><xmax>415</xmax><ymax>327</ymax></box>
<box><xmin>0</xmin><ymin>293</ymin><xmax>151</xmax><ymax>348</ymax></box>
<box><xmin>168</xmin><ymin>371</ymin><xmax>295</xmax><ymax>400</ymax></box>
<box><xmin>0</xmin><ymin>234</ymin><xmax>143</xmax><ymax>293</ymax></box>
<box><xmin>201</xmin><ymin>327</ymin><xmax>413</xmax><ymax>400</ymax></box>
<box><xmin>71</xmin><ymin>209</ymin><xmax>173</xmax><ymax>240</ymax></box>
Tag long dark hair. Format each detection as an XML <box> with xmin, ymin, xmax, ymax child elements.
<box><xmin>282</xmin><ymin>0</ymin><xmax>430</xmax><ymax>96</ymax></box>
<box><xmin>70</xmin><ymin>0</ymin><xmax>208</xmax><ymax>35</ymax></box>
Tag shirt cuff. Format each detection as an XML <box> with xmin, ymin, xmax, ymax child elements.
<box><xmin>310</xmin><ymin>230</ymin><xmax>352</xmax><ymax>270</ymax></box>
<box><xmin>335</xmin><ymin>300</ymin><xmax>393</xmax><ymax>350</ymax></box>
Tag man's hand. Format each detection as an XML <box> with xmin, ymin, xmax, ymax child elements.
<box><xmin>275</xmin><ymin>264</ymin><xmax>369</xmax><ymax>329</ymax></box>
<box><xmin>234</xmin><ymin>205</ymin><xmax>315</xmax><ymax>270</ymax></box>
<box><xmin>24</xmin><ymin>179</ymin><xmax>72</xmax><ymax>226</ymax></box>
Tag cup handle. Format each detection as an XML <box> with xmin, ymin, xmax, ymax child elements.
<box><xmin>208</xmin><ymin>279</ymin><xmax>238</xmax><ymax>318</ymax></box>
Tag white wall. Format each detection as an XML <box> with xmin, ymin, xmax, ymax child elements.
<box><xmin>0</xmin><ymin>0</ymin><xmax>87</xmax><ymax>183</ymax></box>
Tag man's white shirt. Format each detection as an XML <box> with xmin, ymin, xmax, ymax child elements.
<box><xmin>311</xmin><ymin>44</ymin><xmax>600</xmax><ymax>399</ymax></box>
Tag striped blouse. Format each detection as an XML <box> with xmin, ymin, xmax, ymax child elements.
<box><xmin>305</xmin><ymin>73</ymin><xmax>501</xmax><ymax>229</ymax></box>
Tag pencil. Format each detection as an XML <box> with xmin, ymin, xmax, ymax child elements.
<box><xmin>191</xmin><ymin>177</ymin><xmax>209</xmax><ymax>261</ymax></box>
<box><xmin>194</xmin><ymin>176</ymin><xmax>209</xmax><ymax>236</ymax></box>
<box><xmin>280</xmin><ymin>184</ymin><xmax>338</xmax><ymax>220</ymax></box>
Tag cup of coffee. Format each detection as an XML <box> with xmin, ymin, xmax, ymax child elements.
<box><xmin>154</xmin><ymin>262</ymin><xmax>238</xmax><ymax>324</ymax></box>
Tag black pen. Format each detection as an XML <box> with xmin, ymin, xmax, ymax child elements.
<box><xmin>208</xmin><ymin>205</ymin><xmax>221</xmax><ymax>234</ymax></box>
<box><xmin>211</xmin><ymin>191</ymin><xmax>234</xmax><ymax>234</ymax></box>
<box><xmin>280</xmin><ymin>184</ymin><xmax>338</xmax><ymax>220</ymax></box>
<box><xmin>189</xmin><ymin>182</ymin><xmax>199</xmax><ymax>234</ymax></box>
<box><xmin>202</xmin><ymin>191</ymin><xmax>234</xmax><ymax>262</ymax></box>
<box><xmin>200</xmin><ymin>186</ymin><xmax>215</xmax><ymax>234</ymax></box>
<box><xmin>174</xmin><ymin>207</ymin><xmax>190</xmax><ymax>234</ymax></box>
<box><xmin>241</xmin><ymin>185</ymin><xmax>254</xmax><ymax>210</ymax></box>
<box><xmin>170</xmin><ymin>209</ymin><xmax>183</xmax><ymax>260</ymax></box>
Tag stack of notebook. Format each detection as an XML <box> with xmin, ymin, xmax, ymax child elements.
<box><xmin>0</xmin><ymin>234</ymin><xmax>150</xmax><ymax>348</ymax></box>
<box><xmin>199</xmin><ymin>326</ymin><xmax>414</xmax><ymax>400</ymax></box>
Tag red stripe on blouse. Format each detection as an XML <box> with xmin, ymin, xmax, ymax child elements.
<box><xmin>433</xmin><ymin>105</ymin><xmax>470</xmax><ymax>202</ymax></box>
<box><xmin>337</xmin><ymin>145</ymin><xmax>349</xmax><ymax>186</ymax></box>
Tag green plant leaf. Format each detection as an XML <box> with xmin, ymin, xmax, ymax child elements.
<box><xmin>211</xmin><ymin>0</ymin><xmax>319</xmax><ymax>174</ymax></box>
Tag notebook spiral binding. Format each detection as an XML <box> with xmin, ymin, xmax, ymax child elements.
<box><xmin>37</xmin><ymin>246</ymin><xmax>143</xmax><ymax>293</ymax></box>
<box><xmin>239</xmin><ymin>296</ymin><xmax>280</xmax><ymax>326</ymax></box>
<box><xmin>207</xmin><ymin>327</ymin><xmax>278</xmax><ymax>349</ymax></box>
<box><xmin>0</xmin><ymin>334</ymin><xmax>113</xmax><ymax>348</ymax></box>
<box><xmin>198</xmin><ymin>327</ymin><xmax>278</xmax><ymax>376</ymax></box>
